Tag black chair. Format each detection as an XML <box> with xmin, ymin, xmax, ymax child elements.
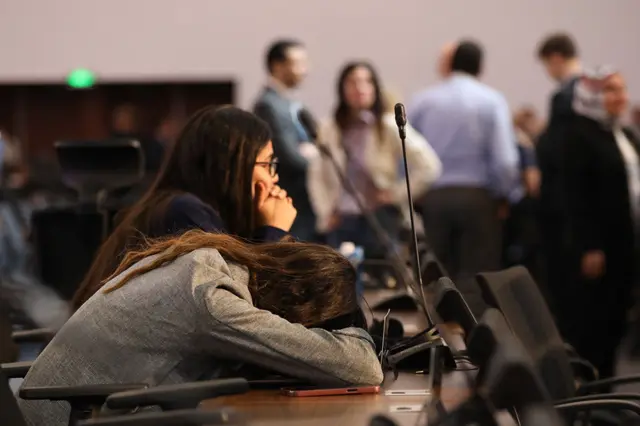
<box><xmin>20</xmin><ymin>383</ymin><xmax>149</xmax><ymax>426</ymax></box>
<box><xmin>77</xmin><ymin>409</ymin><xmax>242</xmax><ymax>425</ymax></box>
<box><xmin>104</xmin><ymin>378</ymin><xmax>249</xmax><ymax>412</ymax></box>
<box><xmin>421</xmin><ymin>249</ymin><xmax>447</xmax><ymax>286</ymax></box>
<box><xmin>476</xmin><ymin>266</ymin><xmax>635</xmax><ymax>396</ymax></box>
<box><xmin>432</xmin><ymin>277</ymin><xmax>477</xmax><ymax>338</ymax></box>
<box><xmin>11</xmin><ymin>376</ymin><xmax>248</xmax><ymax>426</ymax></box>
<box><xmin>55</xmin><ymin>139</ymin><xmax>144</xmax><ymax>206</ymax></box>
<box><xmin>1</xmin><ymin>361</ymin><xmax>33</xmax><ymax>379</ymax></box>
<box><xmin>1</xmin><ymin>368</ymin><xmax>27</xmax><ymax>426</ymax></box>
<box><xmin>430</xmin><ymin>309</ymin><xmax>562</xmax><ymax>426</ymax></box>
<box><xmin>31</xmin><ymin>208</ymin><xmax>104</xmax><ymax>301</ymax></box>
<box><xmin>0</xmin><ymin>305</ymin><xmax>19</xmax><ymax>363</ymax></box>
<box><xmin>12</xmin><ymin>328</ymin><xmax>56</xmax><ymax>344</ymax></box>
<box><xmin>468</xmin><ymin>308</ymin><xmax>640</xmax><ymax>423</ymax></box>
<box><xmin>2</xmin><ymin>352</ymin><xmax>249</xmax><ymax>426</ymax></box>
<box><xmin>1</xmin><ymin>360</ymin><xmax>147</xmax><ymax>426</ymax></box>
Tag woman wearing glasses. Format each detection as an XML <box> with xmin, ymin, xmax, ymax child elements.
<box><xmin>72</xmin><ymin>106</ymin><xmax>296</xmax><ymax>310</ymax></box>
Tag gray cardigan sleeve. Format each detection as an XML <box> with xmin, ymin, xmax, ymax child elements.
<box><xmin>191</xmin><ymin>255</ymin><xmax>383</xmax><ymax>386</ymax></box>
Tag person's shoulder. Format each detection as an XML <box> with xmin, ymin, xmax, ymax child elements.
<box><xmin>473</xmin><ymin>81</ymin><xmax>506</xmax><ymax>105</ymax></box>
<box><xmin>255</xmin><ymin>87</ymin><xmax>285</xmax><ymax>108</ymax></box>
<box><xmin>185</xmin><ymin>247</ymin><xmax>253</xmax><ymax>302</ymax></box>
<box><xmin>158</xmin><ymin>192</ymin><xmax>223</xmax><ymax>235</ymax></box>
<box><xmin>411</xmin><ymin>85</ymin><xmax>444</xmax><ymax>105</ymax></box>
<box><xmin>167</xmin><ymin>193</ymin><xmax>213</xmax><ymax>213</ymax></box>
<box><xmin>184</xmin><ymin>247</ymin><xmax>227</xmax><ymax>269</ymax></box>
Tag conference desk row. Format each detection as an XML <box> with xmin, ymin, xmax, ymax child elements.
<box><xmin>200</xmin><ymin>290</ymin><xmax>508</xmax><ymax>426</ymax></box>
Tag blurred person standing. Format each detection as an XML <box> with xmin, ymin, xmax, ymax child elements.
<box><xmin>110</xmin><ymin>104</ymin><xmax>165</xmax><ymax>174</ymax></box>
<box><xmin>307</xmin><ymin>62</ymin><xmax>440</xmax><ymax>259</ymax></box>
<box><xmin>254</xmin><ymin>40</ymin><xmax>318</xmax><ymax>241</ymax></box>
<box><xmin>502</xmin><ymin>108</ymin><xmax>543</xmax><ymax>280</ymax></box>
<box><xmin>535</xmin><ymin>33</ymin><xmax>582</xmax><ymax>323</ymax></box>
<box><xmin>408</xmin><ymin>40</ymin><xmax>520</xmax><ymax>316</ymax></box>
<box><xmin>564</xmin><ymin>68</ymin><xmax>639</xmax><ymax>378</ymax></box>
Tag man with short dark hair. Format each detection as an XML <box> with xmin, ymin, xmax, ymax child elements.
<box><xmin>537</xmin><ymin>33</ymin><xmax>580</xmax><ymax>82</ymax></box>
<box><xmin>535</xmin><ymin>33</ymin><xmax>582</xmax><ymax>330</ymax></box>
<box><xmin>253</xmin><ymin>39</ymin><xmax>317</xmax><ymax>241</ymax></box>
<box><xmin>408</xmin><ymin>40</ymin><xmax>520</xmax><ymax>316</ymax></box>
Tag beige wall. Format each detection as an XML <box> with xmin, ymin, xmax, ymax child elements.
<box><xmin>0</xmin><ymin>0</ymin><xmax>638</xmax><ymax>117</ymax></box>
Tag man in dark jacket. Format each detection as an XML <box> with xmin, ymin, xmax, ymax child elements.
<box><xmin>535</xmin><ymin>33</ymin><xmax>582</xmax><ymax>334</ymax></box>
<box><xmin>253</xmin><ymin>39</ymin><xmax>318</xmax><ymax>241</ymax></box>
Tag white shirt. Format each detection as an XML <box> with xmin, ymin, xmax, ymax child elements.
<box><xmin>614</xmin><ymin>125</ymin><xmax>640</xmax><ymax>221</ymax></box>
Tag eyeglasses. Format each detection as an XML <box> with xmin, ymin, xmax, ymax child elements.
<box><xmin>255</xmin><ymin>158</ymin><xmax>279</xmax><ymax>177</ymax></box>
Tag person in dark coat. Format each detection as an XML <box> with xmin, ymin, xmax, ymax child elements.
<box><xmin>535</xmin><ymin>33</ymin><xmax>583</xmax><ymax>323</ymax></box>
<box><xmin>563</xmin><ymin>68</ymin><xmax>639</xmax><ymax>379</ymax></box>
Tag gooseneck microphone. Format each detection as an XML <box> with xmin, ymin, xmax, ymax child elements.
<box><xmin>394</xmin><ymin>103</ymin><xmax>407</xmax><ymax>140</ymax></box>
<box><xmin>393</xmin><ymin>103</ymin><xmax>429</xmax><ymax>321</ymax></box>
<box><xmin>297</xmin><ymin>109</ymin><xmax>318</xmax><ymax>142</ymax></box>
<box><xmin>297</xmin><ymin>108</ymin><xmax>416</xmax><ymax>298</ymax></box>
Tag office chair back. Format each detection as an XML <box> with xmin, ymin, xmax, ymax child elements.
<box><xmin>421</xmin><ymin>250</ymin><xmax>447</xmax><ymax>285</ymax></box>
<box><xmin>476</xmin><ymin>266</ymin><xmax>575</xmax><ymax>400</ymax></box>
<box><xmin>478</xmin><ymin>309</ymin><xmax>552</xmax><ymax>411</ymax></box>
<box><xmin>432</xmin><ymin>277</ymin><xmax>477</xmax><ymax>337</ymax></box>
<box><xmin>55</xmin><ymin>140</ymin><xmax>144</xmax><ymax>203</ymax></box>
<box><xmin>31</xmin><ymin>208</ymin><xmax>104</xmax><ymax>300</ymax></box>
<box><xmin>1</xmin><ymin>369</ymin><xmax>27</xmax><ymax>426</ymax></box>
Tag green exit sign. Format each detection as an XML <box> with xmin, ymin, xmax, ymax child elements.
<box><xmin>66</xmin><ymin>68</ymin><xmax>96</xmax><ymax>89</ymax></box>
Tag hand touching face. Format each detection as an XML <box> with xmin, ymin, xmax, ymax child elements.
<box><xmin>252</xmin><ymin>141</ymin><xmax>279</xmax><ymax>197</ymax></box>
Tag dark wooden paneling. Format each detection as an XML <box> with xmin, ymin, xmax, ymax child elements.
<box><xmin>0</xmin><ymin>81</ymin><xmax>234</xmax><ymax>161</ymax></box>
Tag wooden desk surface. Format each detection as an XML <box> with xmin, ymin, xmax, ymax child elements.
<box><xmin>201</xmin><ymin>289</ymin><xmax>481</xmax><ymax>425</ymax></box>
<box><xmin>202</xmin><ymin>371</ymin><xmax>473</xmax><ymax>426</ymax></box>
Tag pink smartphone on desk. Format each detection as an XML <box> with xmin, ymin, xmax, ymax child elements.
<box><xmin>282</xmin><ymin>386</ymin><xmax>381</xmax><ymax>397</ymax></box>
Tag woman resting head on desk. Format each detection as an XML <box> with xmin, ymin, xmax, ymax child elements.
<box><xmin>19</xmin><ymin>230</ymin><xmax>383</xmax><ymax>425</ymax></box>
<box><xmin>72</xmin><ymin>105</ymin><xmax>297</xmax><ymax>311</ymax></box>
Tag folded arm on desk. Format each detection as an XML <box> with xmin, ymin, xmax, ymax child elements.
<box><xmin>193</xmin><ymin>264</ymin><xmax>383</xmax><ymax>387</ymax></box>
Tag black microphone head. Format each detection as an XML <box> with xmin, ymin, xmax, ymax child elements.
<box><xmin>394</xmin><ymin>103</ymin><xmax>407</xmax><ymax>128</ymax></box>
<box><xmin>297</xmin><ymin>108</ymin><xmax>318</xmax><ymax>141</ymax></box>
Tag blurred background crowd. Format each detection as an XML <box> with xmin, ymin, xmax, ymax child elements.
<box><xmin>1</xmin><ymin>0</ymin><xmax>640</xmax><ymax>391</ymax></box>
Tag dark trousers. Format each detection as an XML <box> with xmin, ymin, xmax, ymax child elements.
<box><xmin>562</xmin><ymin>266</ymin><xmax>630</xmax><ymax>380</ymax></box>
<box><xmin>421</xmin><ymin>187</ymin><xmax>502</xmax><ymax>316</ymax></box>
<box><xmin>539</xmin><ymin>214</ymin><xmax>574</xmax><ymax>338</ymax></box>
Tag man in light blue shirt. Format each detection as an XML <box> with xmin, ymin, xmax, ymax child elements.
<box><xmin>408</xmin><ymin>40</ymin><xmax>520</xmax><ymax>315</ymax></box>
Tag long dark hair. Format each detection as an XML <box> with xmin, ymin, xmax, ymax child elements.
<box><xmin>72</xmin><ymin>106</ymin><xmax>272</xmax><ymax>310</ymax></box>
<box><xmin>334</xmin><ymin>61</ymin><xmax>386</xmax><ymax>138</ymax></box>
<box><xmin>103</xmin><ymin>230</ymin><xmax>365</xmax><ymax>329</ymax></box>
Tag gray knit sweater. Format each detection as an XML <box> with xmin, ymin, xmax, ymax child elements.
<box><xmin>18</xmin><ymin>248</ymin><xmax>383</xmax><ymax>425</ymax></box>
